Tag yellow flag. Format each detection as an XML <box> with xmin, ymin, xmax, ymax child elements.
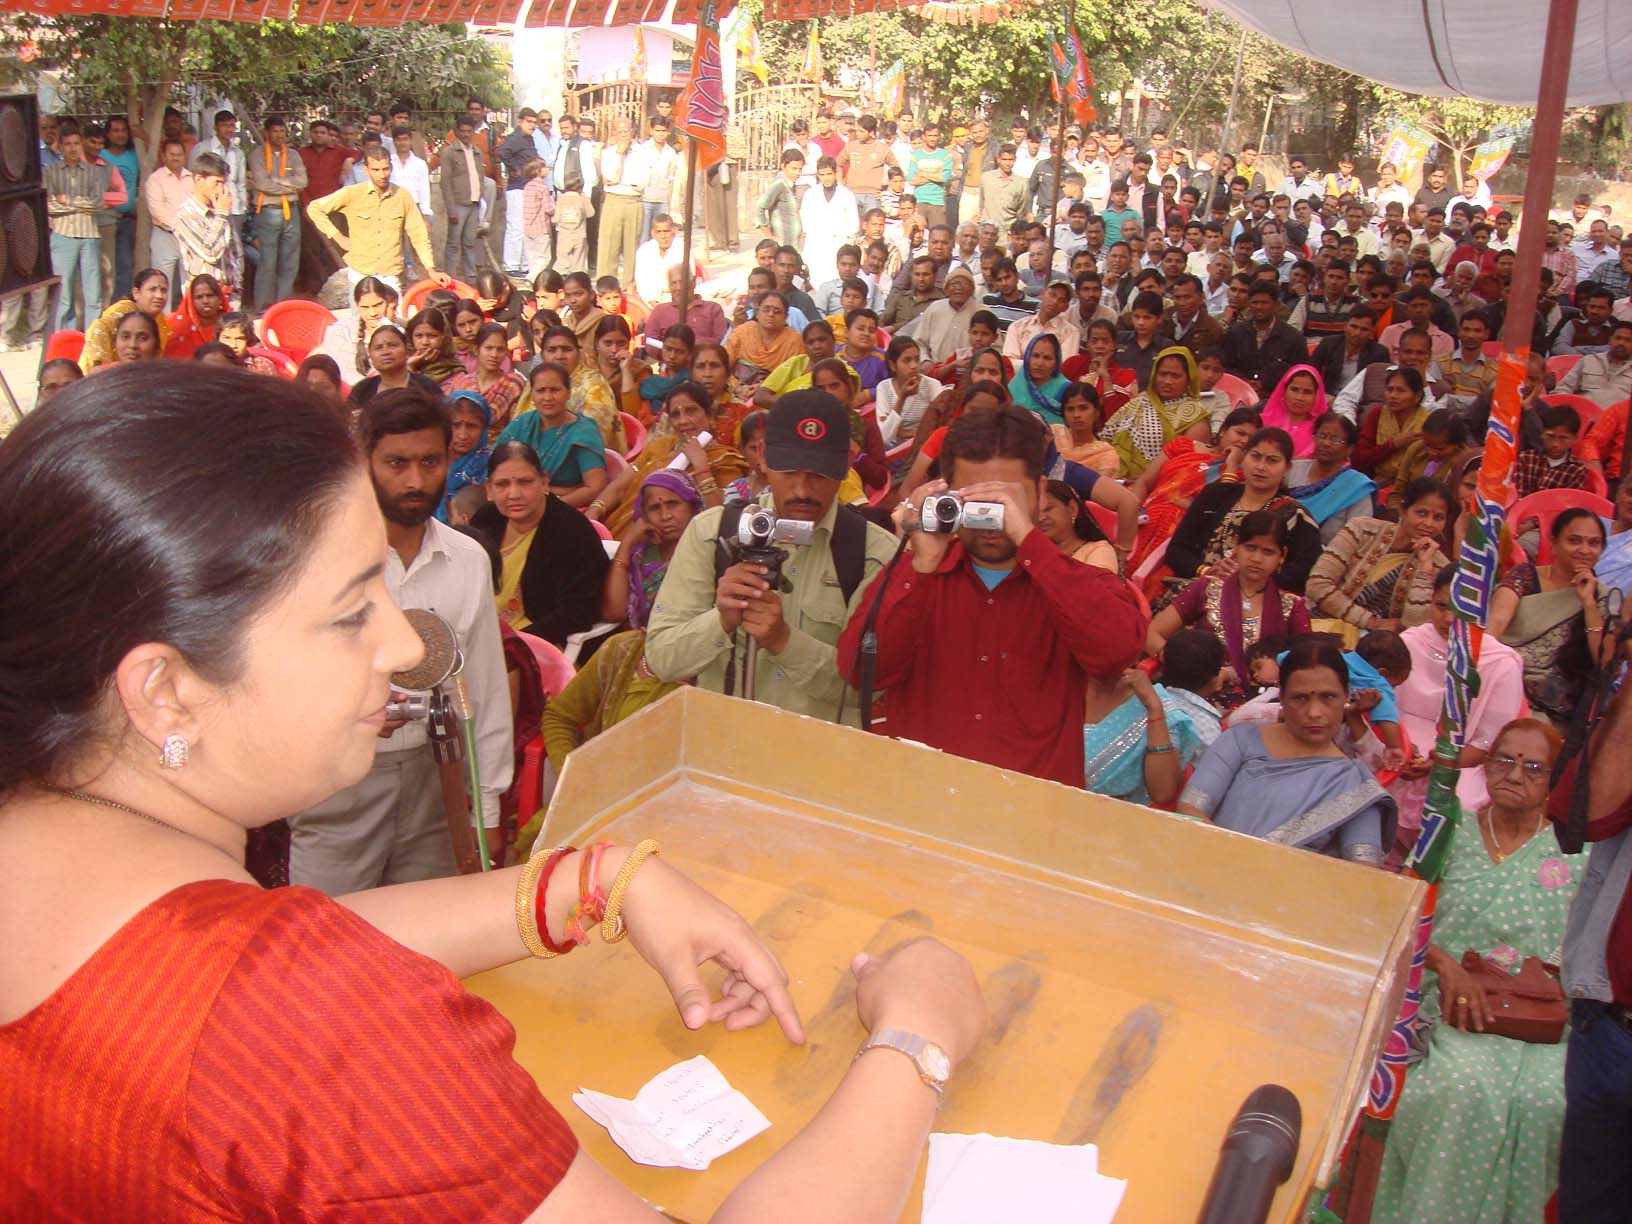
<box><xmin>800</xmin><ymin>23</ymin><xmax>823</xmax><ymax>85</ymax></box>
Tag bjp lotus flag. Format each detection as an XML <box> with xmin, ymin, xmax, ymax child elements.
<box><xmin>678</xmin><ymin>0</ymin><xmax>729</xmax><ymax>171</ymax></box>
<box><xmin>1067</xmin><ymin>27</ymin><xmax>1097</xmax><ymax>125</ymax></box>
<box><xmin>630</xmin><ymin>25</ymin><xmax>647</xmax><ymax>81</ymax></box>
<box><xmin>1047</xmin><ymin>28</ymin><xmax>1070</xmax><ymax>104</ymax></box>
<box><xmin>878</xmin><ymin>59</ymin><xmax>906</xmax><ymax>114</ymax></box>
<box><xmin>800</xmin><ymin>22</ymin><xmax>823</xmax><ymax>85</ymax></box>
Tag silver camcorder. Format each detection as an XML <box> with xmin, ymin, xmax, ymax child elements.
<box><xmin>736</xmin><ymin>506</ymin><xmax>816</xmax><ymax>550</ymax></box>
<box><xmin>919</xmin><ymin>492</ymin><xmax>1006</xmax><ymax>534</ymax></box>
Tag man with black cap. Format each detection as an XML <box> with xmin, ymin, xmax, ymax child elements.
<box><xmin>646</xmin><ymin>390</ymin><xmax>898</xmax><ymax>725</ymax></box>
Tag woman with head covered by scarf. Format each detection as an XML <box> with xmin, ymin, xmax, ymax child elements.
<box><xmin>1101</xmin><ymin>345</ymin><xmax>1212</xmax><ymax>478</ymax></box>
<box><xmin>1257</xmin><ymin>363</ymin><xmax>1327</xmax><ymax>459</ymax></box>
<box><xmin>1007</xmin><ymin>332</ymin><xmax>1070</xmax><ymax>426</ymax></box>
<box><xmin>437</xmin><ymin>390</ymin><xmax>492</xmax><ymax>523</ymax></box>
<box><xmin>602</xmin><ymin>470</ymin><xmax>704</xmax><ymax>630</ymax></box>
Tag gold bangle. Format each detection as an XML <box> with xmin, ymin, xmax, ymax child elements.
<box><xmin>601</xmin><ymin>838</ymin><xmax>660</xmax><ymax>943</ymax></box>
<box><xmin>514</xmin><ymin>849</ymin><xmax>555</xmax><ymax>958</ymax></box>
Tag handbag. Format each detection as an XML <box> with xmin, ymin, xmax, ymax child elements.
<box><xmin>1458</xmin><ymin>951</ymin><xmax>1568</xmax><ymax>1043</ymax></box>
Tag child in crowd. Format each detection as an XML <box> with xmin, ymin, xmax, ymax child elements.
<box><xmin>825</xmin><ymin>278</ymin><xmax>870</xmax><ymax>343</ymax></box>
<box><xmin>520</xmin><ymin>157</ymin><xmax>554</xmax><ymax>283</ymax></box>
<box><xmin>1195</xmin><ymin>347</ymin><xmax>1232</xmax><ymax>431</ymax></box>
<box><xmin>553</xmin><ymin>181</ymin><xmax>591</xmax><ymax>275</ymax></box>
<box><xmin>217</xmin><ymin>313</ymin><xmax>278</xmax><ymax>376</ymax></box>
<box><xmin>1512</xmin><ymin>403</ymin><xmax>1592</xmax><ymax>496</ymax></box>
<box><xmin>596</xmin><ymin>275</ymin><xmax>635</xmax><ymax>329</ymax></box>
<box><xmin>839</xmin><ymin>308</ymin><xmax>888</xmax><ymax>401</ymax></box>
<box><xmin>1156</xmin><ymin>628</ymin><xmax>1227</xmax><ymax>747</ymax></box>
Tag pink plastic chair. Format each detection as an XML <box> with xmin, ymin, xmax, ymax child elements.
<box><xmin>1509</xmin><ymin>488</ymin><xmax>1614</xmax><ymax>564</ymax></box>
<box><xmin>1546</xmin><ymin>354</ymin><xmax>1582</xmax><ymax>381</ymax></box>
<box><xmin>402</xmin><ymin>277</ymin><xmax>477</xmax><ymax>314</ymax></box>
<box><xmin>259</xmin><ymin>300</ymin><xmax>336</xmax><ymax>362</ymax></box>
<box><xmin>1215</xmin><ymin>372</ymin><xmax>1259</xmax><ymax>410</ymax></box>
<box><xmin>619</xmin><ymin>412</ymin><xmax>648</xmax><ymax>460</ymax></box>
<box><xmin>590</xmin><ymin>517</ymin><xmax>613</xmax><ymax>540</ymax></box>
<box><xmin>1540</xmin><ymin>393</ymin><xmax>1605</xmax><ymax>438</ymax></box>
<box><xmin>44</xmin><ymin>329</ymin><xmax>84</xmax><ymax>363</ymax></box>
<box><xmin>1086</xmin><ymin>500</ymin><xmax>1118</xmax><ymax>540</ymax></box>
<box><xmin>519</xmin><ymin>632</ymin><xmax>576</xmax><ymax>699</ymax></box>
<box><xmin>248</xmin><ymin>345</ymin><xmax>297</xmax><ymax>378</ymax></box>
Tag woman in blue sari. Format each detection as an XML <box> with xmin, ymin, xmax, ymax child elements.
<box><xmin>1178</xmin><ymin>639</ymin><xmax>1396</xmax><ymax>864</ymax></box>
<box><xmin>437</xmin><ymin>389</ymin><xmax>492</xmax><ymax>523</ymax></box>
<box><xmin>1007</xmin><ymin>332</ymin><xmax>1070</xmax><ymax>426</ymax></box>
<box><xmin>1083</xmin><ymin>663</ymin><xmax>1205</xmax><ymax>807</ymax></box>
<box><xmin>1287</xmin><ymin>411</ymin><xmax>1377</xmax><ymax>545</ymax></box>
<box><xmin>495</xmin><ymin>360</ymin><xmax>609</xmax><ymax>510</ymax></box>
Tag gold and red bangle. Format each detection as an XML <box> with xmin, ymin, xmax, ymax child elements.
<box><xmin>517</xmin><ymin>845</ymin><xmax>574</xmax><ymax>958</ymax></box>
<box><xmin>1218</xmin><ymin>470</ymin><xmax>1245</xmax><ymax>484</ymax></box>
<box><xmin>535</xmin><ymin>846</ymin><xmax>579</xmax><ymax>956</ymax></box>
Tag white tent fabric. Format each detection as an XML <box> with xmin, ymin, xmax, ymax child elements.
<box><xmin>1199</xmin><ymin>0</ymin><xmax>1632</xmax><ymax>106</ymax></box>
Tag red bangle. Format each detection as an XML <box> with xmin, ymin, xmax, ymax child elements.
<box><xmin>534</xmin><ymin>847</ymin><xmax>577</xmax><ymax>955</ymax></box>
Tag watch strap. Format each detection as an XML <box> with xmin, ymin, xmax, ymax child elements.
<box><xmin>857</xmin><ymin>1028</ymin><xmax>948</xmax><ymax>1095</ymax></box>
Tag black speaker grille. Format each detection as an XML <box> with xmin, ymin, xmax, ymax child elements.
<box><xmin>6</xmin><ymin>198</ymin><xmax>40</xmax><ymax>278</ymax></box>
<box><xmin>0</xmin><ymin>104</ymin><xmax>27</xmax><ymax>185</ymax></box>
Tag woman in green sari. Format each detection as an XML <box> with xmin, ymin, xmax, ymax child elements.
<box><xmin>494</xmin><ymin>361</ymin><xmax>609</xmax><ymax>509</ymax></box>
<box><xmin>1487</xmin><ymin>507</ymin><xmax>1615</xmax><ymax>727</ymax></box>
<box><xmin>1374</xmin><ymin>718</ymin><xmax>1584</xmax><ymax>1223</ymax></box>
<box><xmin>1100</xmin><ymin>346</ymin><xmax>1212</xmax><ymax>478</ymax></box>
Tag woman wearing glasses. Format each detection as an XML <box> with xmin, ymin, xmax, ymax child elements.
<box><xmin>1373</xmin><ymin>717</ymin><xmax>1584</xmax><ymax>1224</ymax></box>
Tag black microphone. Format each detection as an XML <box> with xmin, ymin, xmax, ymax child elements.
<box><xmin>1196</xmin><ymin>1084</ymin><xmax>1302</xmax><ymax>1224</ymax></box>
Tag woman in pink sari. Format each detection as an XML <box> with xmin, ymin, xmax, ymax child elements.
<box><xmin>1386</xmin><ymin>564</ymin><xmax>1526</xmax><ymax>868</ymax></box>
<box><xmin>1256</xmin><ymin>364</ymin><xmax>1326</xmax><ymax>460</ymax></box>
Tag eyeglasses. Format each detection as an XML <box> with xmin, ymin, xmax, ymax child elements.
<box><xmin>1489</xmin><ymin>754</ymin><xmax>1548</xmax><ymax>779</ymax></box>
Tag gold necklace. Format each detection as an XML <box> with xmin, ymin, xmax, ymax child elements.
<box><xmin>45</xmin><ymin>784</ymin><xmax>170</xmax><ymax>830</ymax></box>
<box><xmin>1480</xmin><ymin>806</ymin><xmax>1544</xmax><ymax>864</ymax></box>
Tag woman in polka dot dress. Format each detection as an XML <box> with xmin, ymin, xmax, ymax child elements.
<box><xmin>1374</xmin><ymin>718</ymin><xmax>1585</xmax><ymax>1222</ymax></box>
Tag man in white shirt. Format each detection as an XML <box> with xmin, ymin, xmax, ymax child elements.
<box><xmin>1332</xmin><ymin>200</ymin><xmax>1380</xmax><ymax>259</ymax></box>
<box><xmin>1419</xmin><ymin>208</ymin><xmax>1456</xmax><ymax>272</ymax></box>
<box><xmin>192</xmin><ymin>108</ymin><xmax>247</xmax><ymax>249</ymax></box>
<box><xmin>288</xmin><ymin>389</ymin><xmax>512</xmax><ymax>894</ymax></box>
<box><xmin>798</xmin><ymin>156</ymin><xmax>859</xmax><ymax>287</ymax></box>
<box><xmin>1446</xmin><ymin>174</ymin><xmax>1492</xmax><ymax>213</ymax></box>
<box><xmin>1277</xmin><ymin>156</ymin><xmax>1324</xmax><ymax>206</ymax></box>
<box><xmin>1574</xmin><ymin>218</ymin><xmax>1619</xmax><ymax>283</ymax></box>
<box><xmin>1370</xmin><ymin>162</ymin><xmax>1411</xmax><ymax>211</ymax></box>
<box><xmin>632</xmin><ymin>213</ymin><xmax>686</xmax><ymax>305</ymax></box>
<box><xmin>597</xmin><ymin>117</ymin><xmax>648</xmax><ymax>285</ymax></box>
<box><xmin>641</xmin><ymin>115</ymin><xmax>679</xmax><ymax>243</ymax></box>
<box><xmin>389</xmin><ymin>126</ymin><xmax>433</xmax><ymax>264</ymax></box>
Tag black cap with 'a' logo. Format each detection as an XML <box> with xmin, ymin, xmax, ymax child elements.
<box><xmin>762</xmin><ymin>388</ymin><xmax>851</xmax><ymax>481</ymax></box>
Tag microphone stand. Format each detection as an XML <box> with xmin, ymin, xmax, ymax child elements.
<box><xmin>857</xmin><ymin>535</ymin><xmax>911</xmax><ymax>730</ymax></box>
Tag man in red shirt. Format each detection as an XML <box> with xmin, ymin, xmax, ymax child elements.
<box><xmin>837</xmin><ymin>405</ymin><xmax>1145</xmax><ymax>786</ymax></box>
<box><xmin>810</xmin><ymin>111</ymin><xmax>846</xmax><ymax>161</ymax></box>
<box><xmin>297</xmin><ymin>119</ymin><xmax>355</xmax><ymax>294</ymax></box>
<box><xmin>1548</xmin><ymin>631</ymin><xmax>1632</xmax><ymax>1222</ymax></box>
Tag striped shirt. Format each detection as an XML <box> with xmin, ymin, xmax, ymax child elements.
<box><xmin>45</xmin><ymin>159</ymin><xmax>114</xmax><ymax>239</ymax></box>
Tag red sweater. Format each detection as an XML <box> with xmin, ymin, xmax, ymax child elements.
<box><xmin>838</xmin><ymin>530</ymin><xmax>1146</xmax><ymax>786</ymax></box>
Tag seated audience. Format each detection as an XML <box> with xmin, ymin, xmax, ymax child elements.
<box><xmin>1126</xmin><ymin>407</ymin><xmax>1262</xmax><ymax>573</ymax></box>
<box><xmin>874</xmin><ymin>336</ymin><xmax>943</xmax><ymax>448</ymax></box>
<box><xmin>1083</xmin><ymin>656</ymin><xmax>1207</xmax><ymax>807</ymax></box>
<box><xmin>1178</xmin><ymin>639</ymin><xmax>1397</xmax><ymax>863</ymax></box>
<box><xmin>349</xmin><ymin>324</ymin><xmax>444</xmax><ymax>406</ymax></box>
<box><xmin>1054</xmin><ymin>380</ymin><xmax>1119</xmax><ymax>476</ymax></box>
<box><xmin>604</xmin><ymin>472</ymin><xmax>705</xmax><ymax>631</ymax></box>
<box><xmin>1256</xmin><ymin>364</ymin><xmax>1326</xmax><ymax>459</ymax></box>
<box><xmin>1288</xmin><ymin>412</ymin><xmax>1377</xmax><ymax>544</ymax></box>
<box><xmin>436</xmin><ymin>389</ymin><xmax>491</xmax><ymax>522</ymax></box>
<box><xmin>80</xmin><ymin>268</ymin><xmax>172</xmax><ymax>370</ymax></box>
<box><xmin>1355</xmin><ymin>365</ymin><xmax>1433</xmax><ymax>484</ymax></box>
<box><xmin>601</xmin><ymin>381</ymin><xmax>746</xmax><ymax>534</ymax></box>
<box><xmin>495</xmin><ymin>361</ymin><xmax>609</xmax><ymax>509</ymax></box>
<box><xmin>1512</xmin><ymin>403</ymin><xmax>1593</xmax><ymax>497</ymax></box>
<box><xmin>1102</xmin><ymin>345</ymin><xmax>1213</xmax><ymax>478</ymax></box>
<box><xmin>1385</xmin><ymin>408</ymin><xmax>1476</xmax><ymax>513</ymax></box>
<box><xmin>1035</xmin><ymin>479</ymin><xmax>1116</xmax><ymax>571</ymax></box>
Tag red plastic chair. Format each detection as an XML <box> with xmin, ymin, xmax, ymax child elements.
<box><xmin>259</xmin><ymin>300</ymin><xmax>335</xmax><ymax>362</ymax></box>
<box><xmin>1509</xmin><ymin>488</ymin><xmax>1614</xmax><ymax>564</ymax></box>
<box><xmin>43</xmin><ymin>330</ymin><xmax>84</xmax><ymax>363</ymax></box>
<box><xmin>620</xmin><ymin>412</ymin><xmax>648</xmax><ymax>460</ymax></box>
<box><xmin>1546</xmin><ymin>354</ymin><xmax>1582</xmax><ymax>381</ymax></box>
<box><xmin>602</xmin><ymin>448</ymin><xmax>630</xmax><ymax>489</ymax></box>
<box><xmin>510</xmin><ymin>635</ymin><xmax>577</xmax><ymax>827</ymax></box>
<box><xmin>403</xmin><ymin>277</ymin><xmax>477</xmax><ymax>315</ymax></box>
<box><xmin>1215</xmin><ymin>372</ymin><xmax>1259</xmax><ymax>410</ymax></box>
<box><xmin>248</xmin><ymin>345</ymin><xmax>297</xmax><ymax>378</ymax></box>
<box><xmin>1584</xmin><ymin>465</ymin><xmax>1610</xmax><ymax>499</ymax></box>
<box><xmin>590</xmin><ymin>517</ymin><xmax>613</xmax><ymax>540</ymax></box>
<box><xmin>1087</xmin><ymin>500</ymin><xmax>1118</xmax><ymax>540</ymax></box>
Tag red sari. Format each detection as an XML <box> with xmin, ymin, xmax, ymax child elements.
<box><xmin>2</xmin><ymin>879</ymin><xmax>577</xmax><ymax>1219</ymax></box>
<box><xmin>164</xmin><ymin>281</ymin><xmax>218</xmax><ymax>359</ymax></box>
<box><xmin>1130</xmin><ymin>436</ymin><xmax>1221</xmax><ymax>571</ymax></box>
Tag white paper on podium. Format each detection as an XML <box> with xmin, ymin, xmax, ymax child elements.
<box><xmin>573</xmin><ymin>1056</ymin><xmax>770</xmax><ymax>1171</ymax></box>
<box><xmin>923</xmin><ymin>1133</ymin><xmax>1127</xmax><ymax>1224</ymax></box>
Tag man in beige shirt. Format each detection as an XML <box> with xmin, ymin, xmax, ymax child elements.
<box><xmin>307</xmin><ymin>146</ymin><xmax>450</xmax><ymax>293</ymax></box>
<box><xmin>143</xmin><ymin>137</ymin><xmax>192</xmax><ymax>309</ymax></box>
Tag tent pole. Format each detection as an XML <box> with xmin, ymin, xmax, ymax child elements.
<box><xmin>1220</xmin><ymin>28</ymin><xmax>1247</xmax><ymax>153</ymax></box>
<box><xmin>1500</xmin><ymin>0</ymin><xmax>1577</xmax><ymax>358</ymax></box>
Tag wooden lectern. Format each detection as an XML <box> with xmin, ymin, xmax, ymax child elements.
<box><xmin>465</xmin><ymin>688</ymin><xmax>1424</xmax><ymax>1222</ymax></box>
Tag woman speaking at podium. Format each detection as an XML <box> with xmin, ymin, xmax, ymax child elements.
<box><xmin>0</xmin><ymin>364</ymin><xmax>986</xmax><ymax>1221</ymax></box>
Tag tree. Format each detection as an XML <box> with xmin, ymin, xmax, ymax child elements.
<box><xmin>0</xmin><ymin>18</ymin><xmax>511</xmax><ymax>164</ymax></box>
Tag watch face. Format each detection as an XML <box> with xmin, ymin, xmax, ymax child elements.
<box><xmin>920</xmin><ymin>1043</ymin><xmax>951</xmax><ymax>1082</ymax></box>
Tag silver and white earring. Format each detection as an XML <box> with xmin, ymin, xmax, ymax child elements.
<box><xmin>159</xmin><ymin>734</ymin><xmax>190</xmax><ymax>770</ymax></box>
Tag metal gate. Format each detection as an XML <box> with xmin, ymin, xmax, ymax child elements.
<box><xmin>730</xmin><ymin>82</ymin><xmax>819</xmax><ymax>234</ymax></box>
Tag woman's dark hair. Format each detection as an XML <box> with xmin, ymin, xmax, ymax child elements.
<box><xmin>39</xmin><ymin>357</ymin><xmax>83</xmax><ymax>385</ymax></box>
<box><xmin>534</xmin><ymin>269</ymin><xmax>565</xmax><ymax>296</ymax></box>
<box><xmin>422</xmin><ymin>287</ymin><xmax>460</xmax><ymax>324</ymax></box>
<box><xmin>663</xmin><ymin>380</ymin><xmax>714</xmax><ymax>418</ymax></box>
<box><xmin>452</xmin><ymin>298</ymin><xmax>485</xmax><ymax>326</ymax></box>
<box><xmin>737</xmin><ymin>409</ymin><xmax>768</xmax><ymax>448</ymax></box>
<box><xmin>192</xmin><ymin>342</ymin><xmax>236</xmax><ymax>362</ymax></box>
<box><xmin>528</xmin><ymin>360</ymin><xmax>572</xmax><ymax>393</ymax></box>
<box><xmin>595</xmin><ymin>313</ymin><xmax>633</xmax><ymax>345</ymax></box>
<box><xmin>1421</xmin><ymin>407</ymin><xmax>1466</xmax><ymax>444</ymax></box>
<box><xmin>474</xmin><ymin>269</ymin><xmax>510</xmax><ymax>302</ymax></box>
<box><xmin>529</xmin><ymin>308</ymin><xmax>562</xmax><ymax>335</ymax></box>
<box><xmin>965</xmin><ymin>378</ymin><xmax>1010</xmax><ymax>404</ymax></box>
<box><xmin>1312</xmin><ymin>410</ymin><xmax>1357</xmax><ymax>446</ymax></box>
<box><xmin>487</xmin><ymin>439</ymin><xmax>544</xmax><ymax>479</ymax></box>
<box><xmin>1280</xmin><ymin>637</ymin><xmax>1350</xmax><ymax>692</ymax></box>
<box><xmin>943</xmin><ymin>403</ymin><xmax>1047</xmax><ymax>480</ymax></box>
<box><xmin>1085</xmin><ymin>317</ymin><xmax>1118</xmax><ymax>345</ymax></box>
<box><xmin>662</xmin><ymin>323</ymin><xmax>696</xmax><ymax>351</ymax></box>
<box><xmin>114</xmin><ymin>309</ymin><xmax>160</xmax><ymax>346</ymax></box>
<box><xmin>802</xmin><ymin>318</ymin><xmax>835</xmax><ymax>342</ymax></box>
<box><xmin>562</xmin><ymin>271</ymin><xmax>593</xmax><ymax>293</ymax></box>
<box><xmin>1060</xmin><ymin>380</ymin><xmax>1102</xmax><ymax>417</ymax></box>
<box><xmin>1245</xmin><ymin>426</ymin><xmax>1294</xmax><ymax>462</ymax></box>
<box><xmin>353</xmin><ymin>274</ymin><xmax>398</xmax><ymax>306</ymax></box>
<box><xmin>473</xmin><ymin>321</ymin><xmax>508</xmax><ymax>351</ymax></box>
<box><xmin>1044</xmin><ymin>478</ymin><xmax>1104</xmax><ymax>542</ymax></box>
<box><xmin>885</xmin><ymin>334</ymin><xmax>920</xmax><ymax>367</ymax></box>
<box><xmin>186</xmin><ymin>273</ymin><xmax>224</xmax><ymax>308</ymax></box>
<box><xmin>1385</xmin><ymin>364</ymin><xmax>1426</xmax><ymax>399</ymax></box>
<box><xmin>297</xmin><ymin>353</ymin><xmax>343</xmax><ymax>387</ymax></box>
<box><xmin>1234</xmin><ymin>508</ymin><xmax>1289</xmax><ymax>549</ymax></box>
<box><xmin>1162</xmin><ymin>627</ymin><xmax>1227</xmax><ymax>694</ymax></box>
<box><xmin>969</xmin><ymin>309</ymin><xmax>1001</xmax><ymax>333</ymax></box>
<box><xmin>810</xmin><ymin>357</ymin><xmax>857</xmax><ymax>392</ymax></box>
<box><xmin>1433</xmin><ymin>562</ymin><xmax>1459</xmax><ymax>593</ymax></box>
<box><xmin>538</xmin><ymin>325</ymin><xmax>579</xmax><ymax>351</ymax></box>
<box><xmin>0</xmin><ymin>366</ymin><xmax>359</xmax><ymax>797</ymax></box>
<box><xmin>132</xmin><ymin>266</ymin><xmax>167</xmax><ymax>292</ymax></box>
<box><xmin>1550</xmin><ymin>505</ymin><xmax>1606</xmax><ymax>543</ymax></box>
<box><xmin>1220</xmin><ymin>406</ymin><xmax>1263</xmax><ymax>433</ymax></box>
<box><xmin>406</xmin><ymin>308</ymin><xmax>451</xmax><ymax>341</ymax></box>
<box><xmin>1399</xmin><ymin>475</ymin><xmax>1452</xmax><ymax>514</ymax></box>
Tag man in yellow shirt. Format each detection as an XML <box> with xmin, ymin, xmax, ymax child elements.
<box><xmin>306</xmin><ymin>146</ymin><xmax>450</xmax><ymax>293</ymax></box>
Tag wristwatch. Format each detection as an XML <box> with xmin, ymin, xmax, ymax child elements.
<box><xmin>856</xmin><ymin>1028</ymin><xmax>952</xmax><ymax>1096</ymax></box>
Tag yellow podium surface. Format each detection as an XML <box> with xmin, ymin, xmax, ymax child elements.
<box><xmin>465</xmin><ymin>688</ymin><xmax>1424</xmax><ymax>1223</ymax></box>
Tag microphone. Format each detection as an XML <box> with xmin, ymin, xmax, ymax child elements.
<box><xmin>391</xmin><ymin>608</ymin><xmax>459</xmax><ymax>691</ymax></box>
<box><xmin>1195</xmin><ymin>1085</ymin><xmax>1302</xmax><ymax>1224</ymax></box>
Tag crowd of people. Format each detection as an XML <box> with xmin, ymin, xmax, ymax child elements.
<box><xmin>6</xmin><ymin>92</ymin><xmax>1632</xmax><ymax>1224</ymax></box>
